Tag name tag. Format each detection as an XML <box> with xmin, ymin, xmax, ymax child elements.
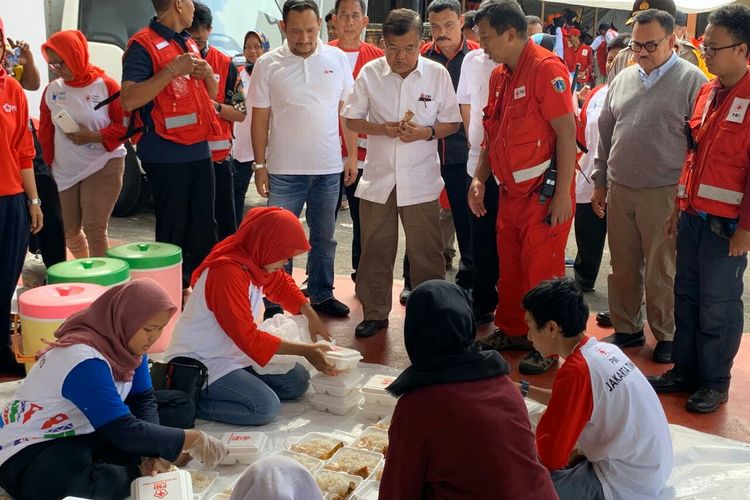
<box><xmin>155</xmin><ymin>40</ymin><xmax>170</xmax><ymax>50</ymax></box>
<box><xmin>726</xmin><ymin>97</ymin><xmax>749</xmax><ymax>124</ymax></box>
<box><xmin>581</xmin><ymin>49</ymin><xmax>588</xmax><ymax>56</ymax></box>
<box><xmin>513</xmin><ymin>86</ymin><xmax>526</xmax><ymax>100</ymax></box>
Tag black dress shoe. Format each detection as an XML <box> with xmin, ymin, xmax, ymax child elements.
<box><xmin>596</xmin><ymin>311</ymin><xmax>613</xmax><ymax>327</ymax></box>
<box><xmin>355</xmin><ymin>319</ymin><xmax>389</xmax><ymax>338</ymax></box>
<box><xmin>647</xmin><ymin>369</ymin><xmax>695</xmax><ymax>393</ymax></box>
<box><xmin>686</xmin><ymin>387</ymin><xmax>728</xmax><ymax>414</ymax></box>
<box><xmin>312</xmin><ymin>298</ymin><xmax>350</xmax><ymax>317</ymax></box>
<box><xmin>263</xmin><ymin>305</ymin><xmax>284</xmax><ymax>320</ymax></box>
<box><xmin>602</xmin><ymin>330</ymin><xmax>645</xmax><ymax>348</ymax></box>
<box><xmin>399</xmin><ymin>287</ymin><xmax>411</xmax><ymax>305</ymax></box>
<box><xmin>652</xmin><ymin>341</ymin><xmax>673</xmax><ymax>363</ymax></box>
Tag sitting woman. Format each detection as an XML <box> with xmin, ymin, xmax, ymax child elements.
<box><xmin>166</xmin><ymin>207</ymin><xmax>336</xmax><ymax>426</ymax></box>
<box><xmin>380</xmin><ymin>280</ymin><xmax>557</xmax><ymax>499</ymax></box>
<box><xmin>0</xmin><ymin>280</ymin><xmax>226</xmax><ymax>500</ymax></box>
<box><xmin>230</xmin><ymin>455</ymin><xmax>324</xmax><ymax>500</ymax></box>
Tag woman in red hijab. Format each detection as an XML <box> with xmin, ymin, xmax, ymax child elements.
<box><xmin>0</xmin><ymin>280</ymin><xmax>228</xmax><ymax>500</ymax></box>
<box><xmin>39</xmin><ymin>30</ymin><xmax>127</xmax><ymax>258</ymax></box>
<box><xmin>166</xmin><ymin>207</ymin><xmax>338</xmax><ymax>426</ymax></box>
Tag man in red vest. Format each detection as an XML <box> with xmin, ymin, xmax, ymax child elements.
<box><xmin>469</xmin><ymin>0</ymin><xmax>576</xmax><ymax>375</ymax></box>
<box><xmin>564</xmin><ymin>27</ymin><xmax>593</xmax><ymax>88</ymax></box>
<box><xmin>188</xmin><ymin>2</ymin><xmax>247</xmax><ymax>241</ymax></box>
<box><xmin>121</xmin><ymin>0</ymin><xmax>221</xmax><ymax>289</ymax></box>
<box><xmin>648</xmin><ymin>5</ymin><xmax>750</xmax><ymax>414</ymax></box>
<box><xmin>329</xmin><ymin>0</ymin><xmax>384</xmax><ymax>283</ymax></box>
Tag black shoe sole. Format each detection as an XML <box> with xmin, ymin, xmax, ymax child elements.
<box><xmin>686</xmin><ymin>394</ymin><xmax>728</xmax><ymax>414</ymax></box>
<box><xmin>652</xmin><ymin>354</ymin><xmax>673</xmax><ymax>364</ymax></box>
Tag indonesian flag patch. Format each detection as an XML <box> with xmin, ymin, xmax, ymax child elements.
<box><xmin>551</xmin><ymin>77</ymin><xmax>567</xmax><ymax>94</ymax></box>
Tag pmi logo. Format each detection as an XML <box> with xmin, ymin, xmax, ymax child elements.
<box><xmin>3</xmin><ymin>103</ymin><xmax>17</xmax><ymax>113</ymax></box>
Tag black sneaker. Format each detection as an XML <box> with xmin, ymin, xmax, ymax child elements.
<box><xmin>475</xmin><ymin>329</ymin><xmax>533</xmax><ymax>352</ymax></box>
<box><xmin>596</xmin><ymin>311</ymin><xmax>613</xmax><ymax>327</ymax></box>
<box><xmin>519</xmin><ymin>350</ymin><xmax>557</xmax><ymax>375</ymax></box>
<box><xmin>686</xmin><ymin>387</ymin><xmax>728</xmax><ymax>414</ymax></box>
<box><xmin>312</xmin><ymin>298</ymin><xmax>350</xmax><ymax>318</ymax></box>
<box><xmin>602</xmin><ymin>330</ymin><xmax>646</xmax><ymax>348</ymax></box>
<box><xmin>647</xmin><ymin>369</ymin><xmax>695</xmax><ymax>393</ymax></box>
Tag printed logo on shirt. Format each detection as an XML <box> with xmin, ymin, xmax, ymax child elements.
<box><xmin>2</xmin><ymin>103</ymin><xmax>17</xmax><ymax>113</ymax></box>
<box><xmin>324</xmin><ymin>69</ymin><xmax>335</xmax><ymax>74</ymax></box>
<box><xmin>41</xmin><ymin>413</ymin><xmax>76</xmax><ymax>438</ymax></box>
<box><xmin>726</xmin><ymin>97</ymin><xmax>749</xmax><ymax>124</ymax></box>
<box><xmin>1</xmin><ymin>400</ymin><xmax>43</xmax><ymax>426</ymax></box>
<box><xmin>514</xmin><ymin>86</ymin><xmax>527</xmax><ymax>99</ymax></box>
<box><xmin>605</xmin><ymin>361</ymin><xmax>636</xmax><ymax>392</ymax></box>
<box><xmin>155</xmin><ymin>40</ymin><xmax>170</xmax><ymax>50</ymax></box>
<box><xmin>51</xmin><ymin>91</ymin><xmax>66</xmax><ymax>102</ymax></box>
<box><xmin>551</xmin><ymin>77</ymin><xmax>567</xmax><ymax>94</ymax></box>
<box><xmin>581</xmin><ymin>49</ymin><xmax>588</xmax><ymax>56</ymax></box>
<box><xmin>85</xmin><ymin>94</ymin><xmax>102</xmax><ymax>105</ymax></box>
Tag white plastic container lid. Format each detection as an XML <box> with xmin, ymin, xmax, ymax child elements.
<box><xmin>221</xmin><ymin>431</ymin><xmax>267</xmax><ymax>455</ymax></box>
<box><xmin>130</xmin><ymin>470</ymin><xmax>193</xmax><ymax>500</ymax></box>
<box><xmin>312</xmin><ymin>369</ymin><xmax>363</xmax><ymax>388</ymax></box>
<box><xmin>359</xmin><ymin>400</ymin><xmax>395</xmax><ymax>420</ymax></box>
<box><xmin>361</xmin><ymin>374</ymin><xmax>397</xmax><ymax>395</ymax></box>
<box><xmin>324</xmin><ymin>345</ymin><xmax>363</xmax><ymax>362</ymax></box>
<box><xmin>311</xmin><ymin>390</ymin><xmax>364</xmax><ymax>409</ymax></box>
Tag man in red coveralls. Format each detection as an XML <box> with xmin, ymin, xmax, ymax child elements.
<box><xmin>470</xmin><ymin>0</ymin><xmax>577</xmax><ymax>374</ymax></box>
<box><xmin>564</xmin><ymin>27</ymin><xmax>594</xmax><ymax>88</ymax></box>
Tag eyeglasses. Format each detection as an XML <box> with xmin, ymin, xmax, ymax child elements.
<box><xmin>628</xmin><ymin>34</ymin><xmax>670</xmax><ymax>53</ymax></box>
<box><xmin>336</xmin><ymin>13</ymin><xmax>363</xmax><ymax>22</ymax></box>
<box><xmin>385</xmin><ymin>45</ymin><xmax>419</xmax><ymax>56</ymax></box>
<box><xmin>699</xmin><ymin>43</ymin><xmax>744</xmax><ymax>57</ymax></box>
<box><xmin>47</xmin><ymin>61</ymin><xmax>65</xmax><ymax>70</ymax></box>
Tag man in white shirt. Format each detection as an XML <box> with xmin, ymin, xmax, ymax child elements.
<box><xmin>342</xmin><ymin>8</ymin><xmax>461</xmax><ymax>338</ymax></box>
<box><xmin>456</xmin><ymin>44</ymin><xmax>498</xmax><ymax>324</ymax></box>
<box><xmin>248</xmin><ymin>0</ymin><xmax>358</xmax><ymax>318</ymax></box>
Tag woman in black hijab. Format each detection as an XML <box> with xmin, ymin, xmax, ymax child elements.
<box><xmin>380</xmin><ymin>281</ymin><xmax>556</xmax><ymax>500</ymax></box>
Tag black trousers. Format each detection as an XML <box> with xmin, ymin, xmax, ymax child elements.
<box><xmin>233</xmin><ymin>159</ymin><xmax>253</xmax><ymax>224</ymax></box>
<box><xmin>441</xmin><ymin>163</ymin><xmax>474</xmax><ymax>289</ymax></box>
<box><xmin>471</xmin><ymin>176</ymin><xmax>500</xmax><ymax>314</ymax></box>
<box><xmin>142</xmin><ymin>159</ymin><xmax>217</xmax><ymax>288</ymax></box>
<box><xmin>344</xmin><ymin>169</ymin><xmax>364</xmax><ymax>272</ymax></box>
<box><xmin>0</xmin><ymin>433</ymin><xmax>140</xmax><ymax>500</ymax></box>
<box><xmin>0</xmin><ymin>194</ymin><xmax>29</xmax><ymax>372</ymax></box>
<box><xmin>673</xmin><ymin>212</ymin><xmax>747</xmax><ymax>392</ymax></box>
<box><xmin>28</xmin><ymin>162</ymin><xmax>66</xmax><ymax>268</ymax></box>
<box><xmin>573</xmin><ymin>203</ymin><xmax>607</xmax><ymax>290</ymax></box>
<box><xmin>214</xmin><ymin>159</ymin><xmax>237</xmax><ymax>241</ymax></box>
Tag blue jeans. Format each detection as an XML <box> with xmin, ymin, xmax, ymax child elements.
<box><xmin>268</xmin><ymin>173</ymin><xmax>340</xmax><ymax>303</ymax></box>
<box><xmin>551</xmin><ymin>459</ymin><xmax>605</xmax><ymax>500</ymax></box>
<box><xmin>197</xmin><ymin>364</ymin><xmax>310</xmax><ymax>426</ymax></box>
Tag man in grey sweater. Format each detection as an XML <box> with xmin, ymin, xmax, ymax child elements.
<box><xmin>591</xmin><ymin>9</ymin><xmax>707</xmax><ymax>363</ymax></box>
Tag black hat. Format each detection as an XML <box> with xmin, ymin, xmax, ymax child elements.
<box><xmin>626</xmin><ymin>0</ymin><xmax>676</xmax><ymax>25</ymax></box>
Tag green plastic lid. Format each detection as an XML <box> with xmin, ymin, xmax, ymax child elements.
<box><xmin>47</xmin><ymin>258</ymin><xmax>130</xmax><ymax>287</ymax></box>
<box><xmin>106</xmin><ymin>242</ymin><xmax>182</xmax><ymax>270</ymax></box>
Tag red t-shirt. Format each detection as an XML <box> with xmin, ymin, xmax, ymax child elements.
<box><xmin>0</xmin><ymin>75</ymin><xmax>35</xmax><ymax>196</ymax></box>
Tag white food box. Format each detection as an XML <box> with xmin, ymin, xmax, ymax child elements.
<box><xmin>290</xmin><ymin>432</ymin><xmax>346</xmax><ymax>460</ymax></box>
<box><xmin>352</xmin><ymin>426</ymin><xmax>389</xmax><ymax>455</ymax></box>
<box><xmin>220</xmin><ymin>431</ymin><xmax>267</xmax><ymax>465</ymax></box>
<box><xmin>277</xmin><ymin>450</ymin><xmax>325</xmax><ymax>474</ymax></box>
<box><xmin>131</xmin><ymin>470</ymin><xmax>193</xmax><ymax>500</ymax></box>
<box><xmin>373</xmin><ymin>415</ymin><xmax>391</xmax><ymax>430</ymax></box>
<box><xmin>360</xmin><ymin>375</ymin><xmax>398</xmax><ymax>407</ymax></box>
<box><xmin>186</xmin><ymin>469</ymin><xmax>219</xmax><ymax>499</ymax></box>
<box><xmin>323</xmin><ymin>447</ymin><xmax>383</xmax><ymax>480</ymax></box>
<box><xmin>353</xmin><ymin>480</ymin><xmax>380</xmax><ymax>500</ymax></box>
<box><xmin>314</xmin><ymin>469</ymin><xmax>363</xmax><ymax>499</ymax></box>
<box><xmin>359</xmin><ymin>400</ymin><xmax>395</xmax><ymax>420</ymax></box>
<box><xmin>311</xmin><ymin>390</ymin><xmax>364</xmax><ymax>416</ymax></box>
<box><xmin>311</xmin><ymin>370</ymin><xmax>364</xmax><ymax>397</ymax></box>
<box><xmin>207</xmin><ymin>494</ymin><xmax>230</xmax><ymax>500</ymax></box>
<box><xmin>323</xmin><ymin>345</ymin><xmax>363</xmax><ymax>371</ymax></box>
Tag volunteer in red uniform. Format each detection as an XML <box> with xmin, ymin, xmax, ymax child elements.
<box><xmin>189</xmin><ymin>2</ymin><xmax>247</xmax><ymax>240</ymax></box>
<box><xmin>564</xmin><ymin>28</ymin><xmax>593</xmax><ymax>88</ymax></box>
<box><xmin>470</xmin><ymin>0</ymin><xmax>576</xmax><ymax>375</ymax></box>
<box><xmin>121</xmin><ymin>0</ymin><xmax>221</xmax><ymax>289</ymax></box>
<box><xmin>330</xmin><ymin>0</ymin><xmax>383</xmax><ymax>282</ymax></box>
<box><xmin>649</xmin><ymin>5</ymin><xmax>750</xmax><ymax>414</ymax></box>
<box><xmin>0</xmin><ymin>17</ymin><xmax>42</xmax><ymax>375</ymax></box>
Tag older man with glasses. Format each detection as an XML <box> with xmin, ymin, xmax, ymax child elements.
<box><xmin>591</xmin><ymin>9</ymin><xmax>707</xmax><ymax>364</ymax></box>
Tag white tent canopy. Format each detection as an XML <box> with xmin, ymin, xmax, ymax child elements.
<box><xmin>549</xmin><ymin>0</ymin><xmax>736</xmax><ymax>13</ymax></box>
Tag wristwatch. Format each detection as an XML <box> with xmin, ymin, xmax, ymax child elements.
<box><xmin>27</xmin><ymin>198</ymin><xmax>42</xmax><ymax>206</ymax></box>
<box><xmin>520</xmin><ymin>380</ymin><xmax>530</xmax><ymax>398</ymax></box>
<box><xmin>252</xmin><ymin>162</ymin><xmax>267</xmax><ymax>172</ymax></box>
<box><xmin>426</xmin><ymin>125</ymin><xmax>436</xmax><ymax>141</ymax></box>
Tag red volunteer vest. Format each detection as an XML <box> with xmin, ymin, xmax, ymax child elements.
<box><xmin>566</xmin><ymin>44</ymin><xmax>592</xmax><ymax>83</ymax></box>
<box><xmin>329</xmin><ymin>40</ymin><xmax>384</xmax><ymax>161</ymax></box>
<box><xmin>596</xmin><ymin>39</ymin><xmax>607</xmax><ymax>76</ymax></box>
<box><xmin>483</xmin><ymin>43</ymin><xmax>560</xmax><ymax>198</ymax></box>
<box><xmin>125</xmin><ymin>27</ymin><xmax>220</xmax><ymax>146</ymax></box>
<box><xmin>678</xmin><ymin>70</ymin><xmax>750</xmax><ymax>219</ymax></box>
<box><xmin>204</xmin><ymin>45</ymin><xmax>233</xmax><ymax>162</ymax></box>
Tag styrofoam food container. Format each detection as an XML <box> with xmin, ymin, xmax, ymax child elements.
<box><xmin>311</xmin><ymin>391</ymin><xmax>364</xmax><ymax>416</ymax></box>
<box><xmin>360</xmin><ymin>374</ymin><xmax>398</xmax><ymax>407</ymax></box>
<box><xmin>208</xmin><ymin>494</ymin><xmax>230</xmax><ymax>500</ymax></box>
<box><xmin>359</xmin><ymin>400</ymin><xmax>394</xmax><ymax>420</ymax></box>
<box><xmin>322</xmin><ymin>345</ymin><xmax>363</xmax><ymax>371</ymax></box>
<box><xmin>314</xmin><ymin>469</ymin><xmax>363</xmax><ymax>499</ymax></box>
<box><xmin>323</xmin><ymin>447</ymin><xmax>383</xmax><ymax>480</ymax></box>
<box><xmin>290</xmin><ymin>432</ymin><xmax>346</xmax><ymax>460</ymax></box>
<box><xmin>353</xmin><ymin>480</ymin><xmax>380</xmax><ymax>500</ymax></box>
<box><xmin>185</xmin><ymin>469</ymin><xmax>219</xmax><ymax>498</ymax></box>
<box><xmin>220</xmin><ymin>431</ymin><xmax>267</xmax><ymax>465</ymax></box>
<box><xmin>131</xmin><ymin>470</ymin><xmax>193</xmax><ymax>499</ymax></box>
<box><xmin>374</xmin><ymin>415</ymin><xmax>391</xmax><ymax>430</ymax></box>
<box><xmin>370</xmin><ymin>461</ymin><xmax>384</xmax><ymax>482</ymax></box>
<box><xmin>311</xmin><ymin>370</ymin><xmax>364</xmax><ymax>397</ymax></box>
<box><xmin>277</xmin><ymin>450</ymin><xmax>324</xmax><ymax>473</ymax></box>
<box><xmin>352</xmin><ymin>426</ymin><xmax>389</xmax><ymax>455</ymax></box>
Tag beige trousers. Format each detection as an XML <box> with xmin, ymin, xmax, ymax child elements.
<box><xmin>59</xmin><ymin>157</ymin><xmax>125</xmax><ymax>258</ymax></box>
<box><xmin>356</xmin><ymin>189</ymin><xmax>445</xmax><ymax>320</ymax></box>
<box><xmin>607</xmin><ymin>182</ymin><xmax>677</xmax><ymax>341</ymax></box>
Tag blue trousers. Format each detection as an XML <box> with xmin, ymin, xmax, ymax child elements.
<box><xmin>0</xmin><ymin>193</ymin><xmax>29</xmax><ymax>370</ymax></box>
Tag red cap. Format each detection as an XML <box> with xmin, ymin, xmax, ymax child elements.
<box><xmin>566</xmin><ymin>28</ymin><xmax>581</xmax><ymax>37</ymax></box>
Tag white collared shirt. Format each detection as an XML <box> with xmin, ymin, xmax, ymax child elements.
<box><xmin>456</xmin><ymin>49</ymin><xmax>498</xmax><ymax>176</ymax></box>
<box><xmin>341</xmin><ymin>57</ymin><xmax>461</xmax><ymax>207</ymax></box>
<box><xmin>247</xmin><ymin>40</ymin><xmax>354</xmax><ymax>175</ymax></box>
<box><xmin>637</xmin><ymin>51</ymin><xmax>678</xmax><ymax>90</ymax></box>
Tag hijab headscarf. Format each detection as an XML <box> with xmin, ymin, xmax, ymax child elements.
<box><xmin>42</xmin><ymin>279</ymin><xmax>177</xmax><ymax>382</ymax></box>
<box><xmin>229</xmin><ymin>456</ymin><xmax>324</xmax><ymax>500</ymax></box>
<box><xmin>190</xmin><ymin>207</ymin><xmax>310</xmax><ymax>287</ymax></box>
<box><xmin>0</xmin><ymin>17</ymin><xmax>8</xmax><ymax>78</ymax></box>
<box><xmin>387</xmin><ymin>280</ymin><xmax>510</xmax><ymax>397</ymax></box>
<box><xmin>42</xmin><ymin>30</ymin><xmax>105</xmax><ymax>87</ymax></box>
<box><xmin>245</xmin><ymin>30</ymin><xmax>271</xmax><ymax>53</ymax></box>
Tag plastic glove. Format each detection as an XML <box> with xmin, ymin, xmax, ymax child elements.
<box><xmin>185</xmin><ymin>431</ymin><xmax>228</xmax><ymax>468</ymax></box>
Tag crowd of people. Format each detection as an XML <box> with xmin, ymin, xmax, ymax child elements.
<box><xmin>0</xmin><ymin>0</ymin><xmax>749</xmax><ymax>497</ymax></box>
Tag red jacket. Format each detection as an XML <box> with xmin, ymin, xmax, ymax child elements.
<box><xmin>125</xmin><ymin>27</ymin><xmax>220</xmax><ymax>146</ymax></box>
<box><xmin>0</xmin><ymin>75</ymin><xmax>35</xmax><ymax>196</ymax></box>
<box><xmin>679</xmin><ymin>70</ymin><xmax>750</xmax><ymax>227</ymax></box>
<box><xmin>565</xmin><ymin>44</ymin><xmax>593</xmax><ymax>84</ymax></box>
<box><xmin>483</xmin><ymin>41</ymin><xmax>574</xmax><ymax>198</ymax></box>
<box><xmin>203</xmin><ymin>45</ymin><xmax>233</xmax><ymax>162</ymax></box>
<box><xmin>329</xmin><ymin>40</ymin><xmax>383</xmax><ymax>161</ymax></box>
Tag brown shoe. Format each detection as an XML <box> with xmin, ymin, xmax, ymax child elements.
<box><xmin>475</xmin><ymin>329</ymin><xmax>533</xmax><ymax>352</ymax></box>
<box><xmin>519</xmin><ymin>350</ymin><xmax>557</xmax><ymax>375</ymax></box>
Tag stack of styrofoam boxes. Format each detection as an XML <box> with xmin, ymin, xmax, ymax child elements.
<box><xmin>220</xmin><ymin>431</ymin><xmax>268</xmax><ymax>465</ymax></box>
<box><xmin>359</xmin><ymin>374</ymin><xmax>398</xmax><ymax>420</ymax></box>
<box><xmin>310</xmin><ymin>346</ymin><xmax>364</xmax><ymax>415</ymax></box>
